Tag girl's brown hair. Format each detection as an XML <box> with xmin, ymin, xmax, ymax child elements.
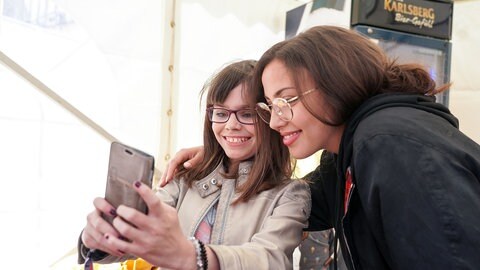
<box><xmin>251</xmin><ymin>25</ymin><xmax>449</xmax><ymax>126</ymax></box>
<box><xmin>176</xmin><ymin>60</ymin><xmax>292</xmax><ymax>203</ymax></box>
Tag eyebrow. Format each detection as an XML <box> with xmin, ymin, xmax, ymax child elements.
<box><xmin>265</xmin><ymin>87</ymin><xmax>297</xmax><ymax>101</ymax></box>
<box><xmin>213</xmin><ymin>104</ymin><xmax>252</xmax><ymax>109</ymax></box>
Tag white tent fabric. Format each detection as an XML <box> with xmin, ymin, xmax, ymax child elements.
<box><xmin>448</xmin><ymin>1</ymin><xmax>480</xmax><ymax>141</ymax></box>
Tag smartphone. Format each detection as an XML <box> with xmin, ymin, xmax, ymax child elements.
<box><xmin>102</xmin><ymin>141</ymin><xmax>155</xmax><ymax>225</ymax></box>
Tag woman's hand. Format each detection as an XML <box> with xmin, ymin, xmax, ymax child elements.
<box><xmin>102</xmin><ymin>181</ymin><xmax>197</xmax><ymax>269</ymax></box>
<box><xmin>159</xmin><ymin>146</ymin><xmax>205</xmax><ymax>187</ymax></box>
<box><xmin>81</xmin><ymin>198</ymin><xmax>124</xmax><ymax>256</ymax></box>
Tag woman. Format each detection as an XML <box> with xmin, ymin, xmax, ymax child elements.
<box><xmin>162</xmin><ymin>26</ymin><xmax>480</xmax><ymax>269</ymax></box>
<box><xmin>78</xmin><ymin>60</ymin><xmax>311</xmax><ymax>269</ymax></box>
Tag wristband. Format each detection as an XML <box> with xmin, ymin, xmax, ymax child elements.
<box><xmin>189</xmin><ymin>237</ymin><xmax>208</xmax><ymax>270</ymax></box>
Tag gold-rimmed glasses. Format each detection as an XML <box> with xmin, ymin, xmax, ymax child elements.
<box><xmin>256</xmin><ymin>88</ymin><xmax>316</xmax><ymax>124</ymax></box>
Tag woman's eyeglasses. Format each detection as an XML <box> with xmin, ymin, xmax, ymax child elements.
<box><xmin>256</xmin><ymin>88</ymin><xmax>316</xmax><ymax>124</ymax></box>
<box><xmin>207</xmin><ymin>107</ymin><xmax>256</xmax><ymax>125</ymax></box>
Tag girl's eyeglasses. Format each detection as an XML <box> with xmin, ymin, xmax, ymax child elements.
<box><xmin>207</xmin><ymin>107</ymin><xmax>256</xmax><ymax>125</ymax></box>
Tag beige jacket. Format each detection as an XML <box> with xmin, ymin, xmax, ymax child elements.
<box><xmin>157</xmin><ymin>161</ymin><xmax>311</xmax><ymax>270</ymax></box>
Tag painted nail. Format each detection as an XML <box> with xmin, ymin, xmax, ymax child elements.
<box><xmin>134</xmin><ymin>181</ymin><xmax>141</xmax><ymax>188</ymax></box>
<box><xmin>110</xmin><ymin>209</ymin><xmax>117</xmax><ymax>217</ymax></box>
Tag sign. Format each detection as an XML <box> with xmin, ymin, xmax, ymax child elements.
<box><xmin>351</xmin><ymin>0</ymin><xmax>453</xmax><ymax>39</ymax></box>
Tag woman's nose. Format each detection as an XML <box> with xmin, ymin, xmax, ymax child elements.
<box><xmin>269</xmin><ymin>111</ymin><xmax>286</xmax><ymax>131</ymax></box>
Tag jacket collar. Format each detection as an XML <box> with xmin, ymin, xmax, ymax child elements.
<box><xmin>194</xmin><ymin>160</ymin><xmax>252</xmax><ymax>198</ymax></box>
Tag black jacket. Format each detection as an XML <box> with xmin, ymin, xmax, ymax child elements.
<box><xmin>308</xmin><ymin>94</ymin><xmax>480</xmax><ymax>270</ymax></box>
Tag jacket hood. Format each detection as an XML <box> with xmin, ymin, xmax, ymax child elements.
<box><xmin>338</xmin><ymin>93</ymin><xmax>457</xmax><ymax>180</ymax></box>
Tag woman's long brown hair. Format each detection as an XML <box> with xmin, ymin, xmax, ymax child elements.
<box><xmin>251</xmin><ymin>25</ymin><xmax>450</xmax><ymax>126</ymax></box>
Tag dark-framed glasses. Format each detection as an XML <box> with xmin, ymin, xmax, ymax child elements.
<box><xmin>256</xmin><ymin>88</ymin><xmax>316</xmax><ymax>124</ymax></box>
<box><xmin>207</xmin><ymin>107</ymin><xmax>256</xmax><ymax>125</ymax></box>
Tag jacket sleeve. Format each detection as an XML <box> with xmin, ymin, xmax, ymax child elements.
<box><xmin>77</xmin><ymin>235</ymin><xmax>135</xmax><ymax>265</ymax></box>
<box><xmin>154</xmin><ymin>177</ymin><xmax>181</xmax><ymax>208</ymax></box>
<box><xmin>208</xmin><ymin>180</ymin><xmax>311</xmax><ymax>270</ymax></box>
<box><xmin>354</xmin><ymin>134</ymin><xmax>480</xmax><ymax>269</ymax></box>
<box><xmin>77</xmin><ymin>231</ymin><xmax>110</xmax><ymax>264</ymax></box>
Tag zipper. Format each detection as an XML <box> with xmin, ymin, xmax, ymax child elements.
<box><xmin>341</xmin><ymin>183</ymin><xmax>356</xmax><ymax>270</ymax></box>
<box><xmin>216</xmin><ymin>183</ymin><xmax>235</xmax><ymax>243</ymax></box>
<box><xmin>191</xmin><ymin>196</ymin><xmax>220</xmax><ymax>237</ymax></box>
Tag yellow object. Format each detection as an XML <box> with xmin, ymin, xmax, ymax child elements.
<box><xmin>72</xmin><ymin>258</ymin><xmax>157</xmax><ymax>270</ymax></box>
<box><xmin>120</xmin><ymin>259</ymin><xmax>158</xmax><ymax>270</ymax></box>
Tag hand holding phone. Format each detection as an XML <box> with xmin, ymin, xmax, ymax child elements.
<box><xmin>102</xmin><ymin>142</ymin><xmax>155</xmax><ymax>225</ymax></box>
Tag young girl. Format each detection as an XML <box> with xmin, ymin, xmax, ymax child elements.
<box><xmin>78</xmin><ymin>60</ymin><xmax>311</xmax><ymax>270</ymax></box>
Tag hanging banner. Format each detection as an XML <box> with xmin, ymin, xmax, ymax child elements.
<box><xmin>351</xmin><ymin>0</ymin><xmax>453</xmax><ymax>39</ymax></box>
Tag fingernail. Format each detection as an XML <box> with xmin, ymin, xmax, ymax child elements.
<box><xmin>110</xmin><ymin>209</ymin><xmax>117</xmax><ymax>217</ymax></box>
<box><xmin>184</xmin><ymin>162</ymin><xmax>191</xmax><ymax>168</ymax></box>
<box><xmin>134</xmin><ymin>181</ymin><xmax>141</xmax><ymax>188</ymax></box>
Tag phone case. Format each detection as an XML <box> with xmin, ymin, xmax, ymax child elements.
<box><xmin>102</xmin><ymin>141</ymin><xmax>155</xmax><ymax>225</ymax></box>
